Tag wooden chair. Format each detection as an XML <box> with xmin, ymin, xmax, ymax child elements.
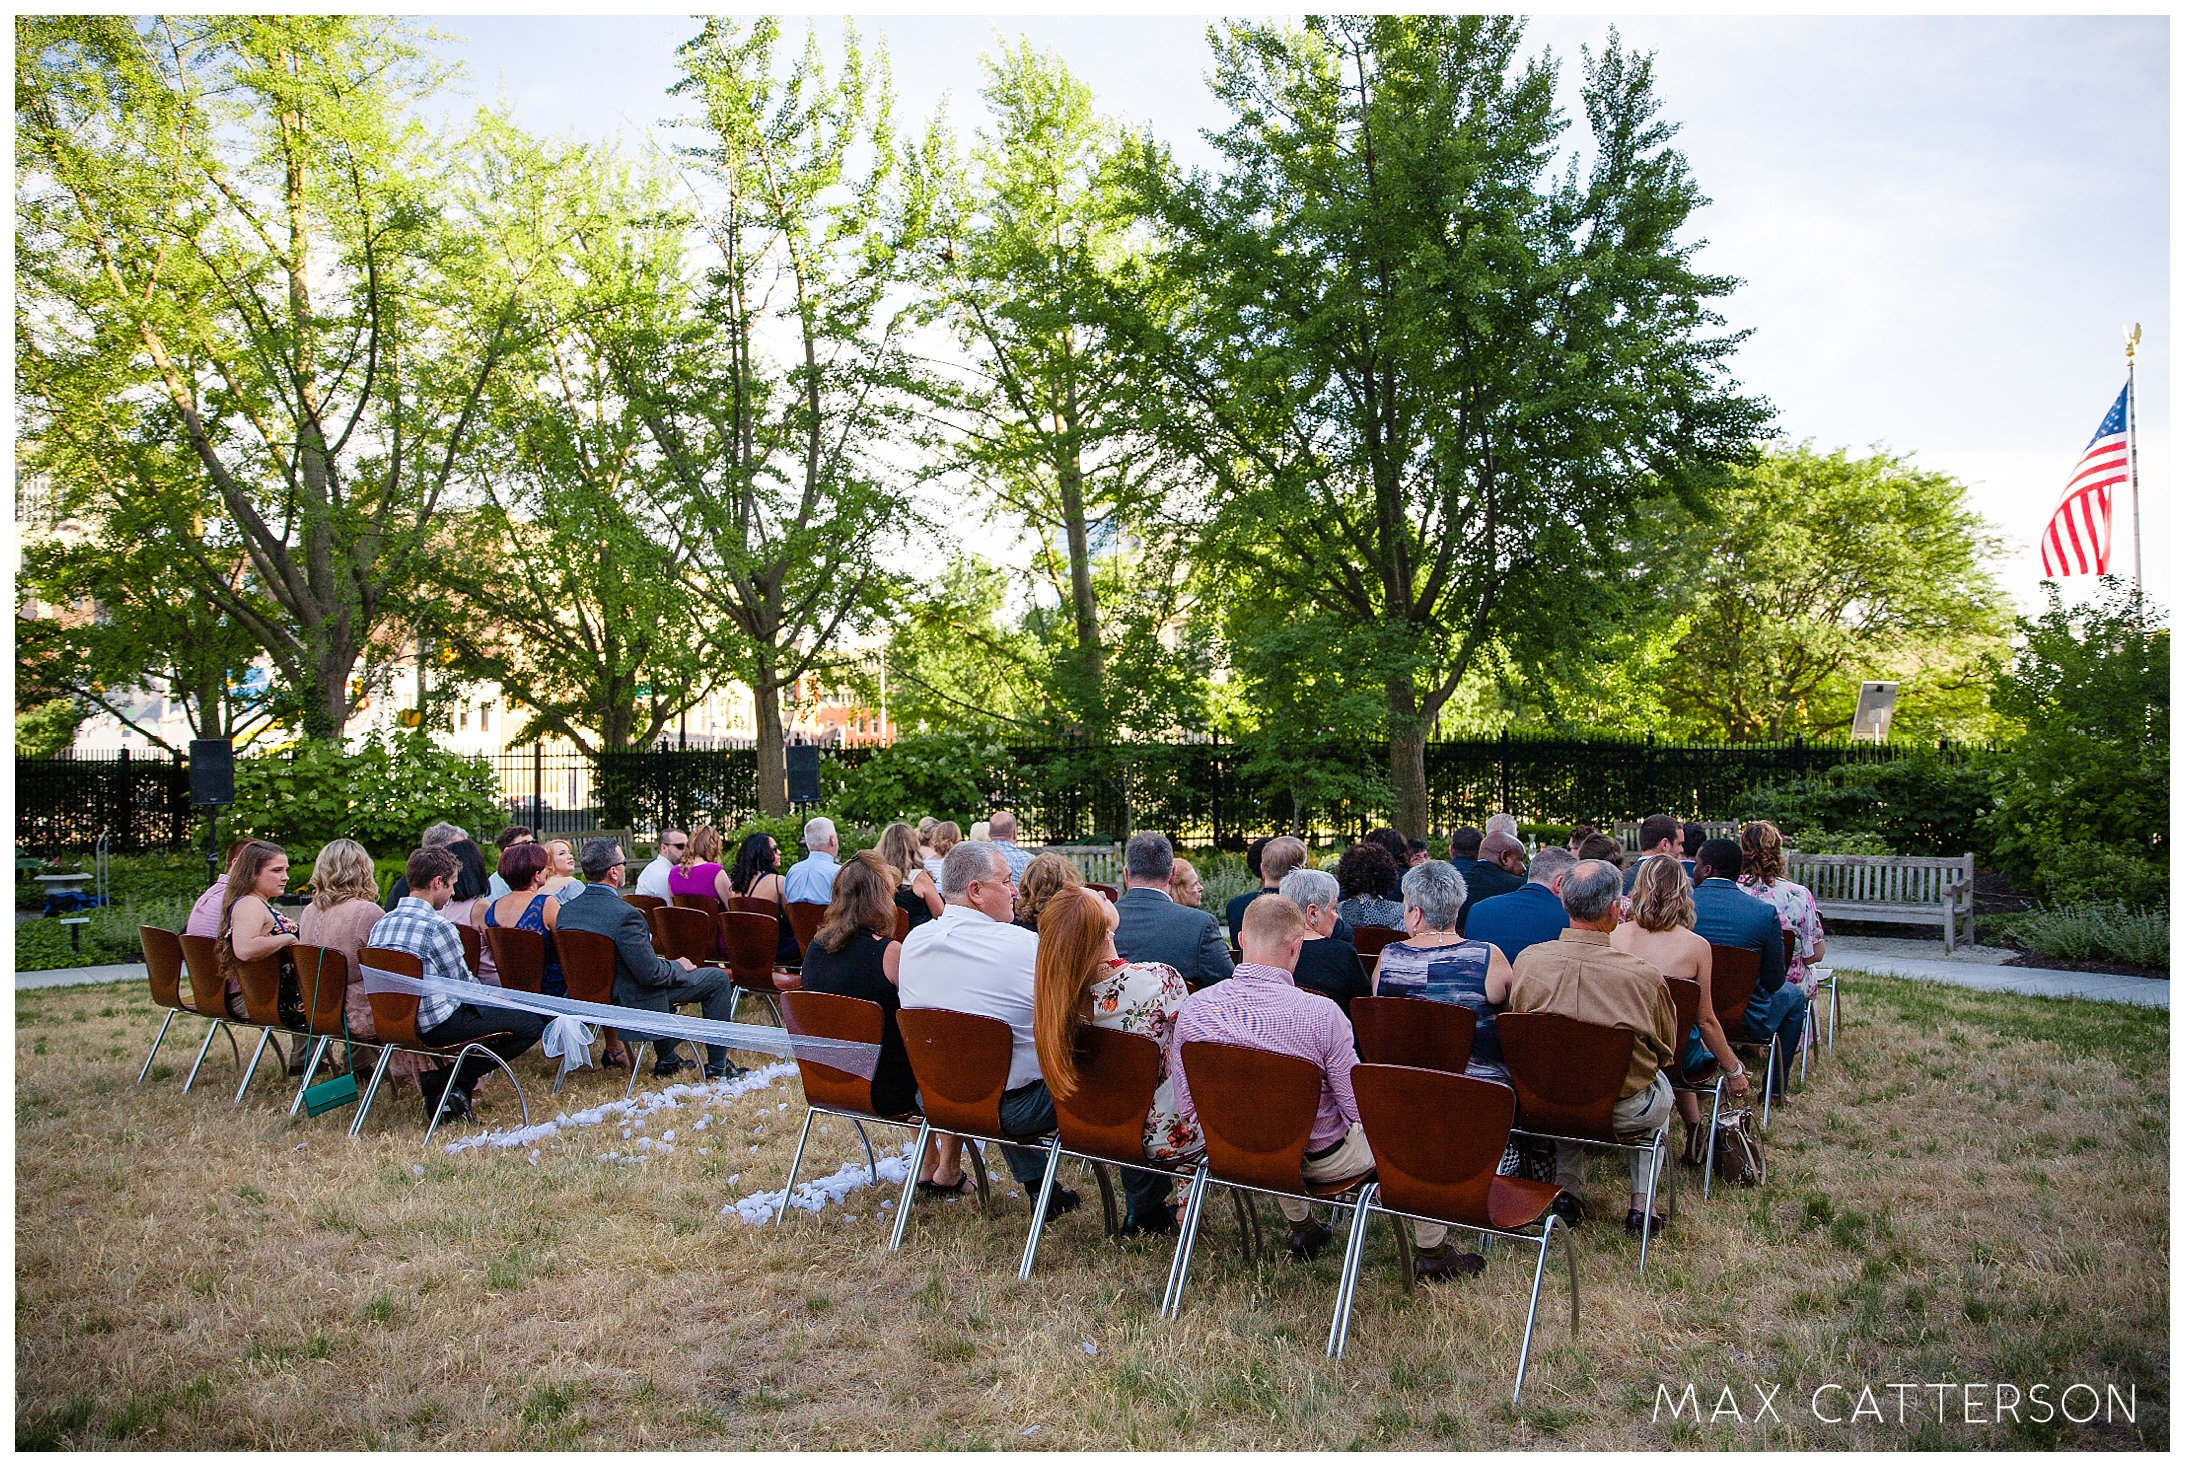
<box><xmin>1164</xmin><ymin>1041</ymin><xmax>1375</xmax><ymax>1321</ymax></box>
<box><xmin>231</xmin><ymin>949</ymin><xmax>310</xmax><ymax>1106</ymax></box>
<box><xmin>349</xmin><ymin>945</ymin><xmax>529</xmax><ymax>1145</ymax></box>
<box><xmin>485</xmin><ymin>926</ymin><xmax>549</xmax><ymax>995</ymax></box>
<box><xmin>1351</xmin><ymin>925</ymin><xmax>1406</xmax><ymax>962</ymax></box>
<box><xmin>888</xmin><ymin>1008</ymin><xmax>1023</xmax><ymax>1250</ymax></box>
<box><xmin>776</xmin><ymin>992</ymin><xmax>923</xmax><ymax>1225</ymax></box>
<box><xmin>1018</xmin><ymin>1028</ymin><xmax>1189</xmax><ymax>1280</ymax></box>
<box><xmin>628</xmin><ymin>893</ymin><xmax>669</xmax><ymax>921</ymax></box>
<box><xmin>1663</xmin><ymin>976</ymin><xmax>1727</xmax><ymax>1198</ymax></box>
<box><xmin>721</xmin><ymin>911</ymin><xmax>800</xmax><ymax>1026</ymax></box>
<box><xmin>785</xmin><ymin>900</ymin><xmax>828</xmax><ymax>957</ymax></box>
<box><xmin>893</xmin><ymin>907</ymin><xmax>911</xmax><ymax>942</ymax></box>
<box><xmin>1706</xmin><ymin>944</ymin><xmax>1777</xmax><ymax>1128</ymax></box>
<box><xmin>1496</xmin><ymin>1012</ymin><xmax>1675</xmax><ymax>1273</ymax></box>
<box><xmin>458</xmin><ymin>923</ymin><xmax>483</xmax><ymax>978</ymax></box>
<box><xmin>727</xmin><ymin>895</ymin><xmax>781</xmax><ymax>919</ymax></box>
<box><xmin>1088</xmin><ymin>883</ymin><xmax>1119</xmax><ymax>902</ymax></box>
<box><xmin>554</xmin><ymin>928</ymin><xmax>621</xmax><ymax>1095</ymax></box>
<box><xmin>1334</xmin><ymin>1065</ymin><xmax>1578</xmax><ymax>1403</ymax></box>
<box><xmin>1350</xmin><ymin>995</ymin><xmax>1475</xmax><ymax>1073</ymax></box>
<box><xmin>285</xmin><ymin>943</ymin><xmax>356</xmax><ymax>1116</ymax></box>
<box><xmin>136</xmin><ymin>927</ymin><xmax>206</xmax><ymax>1086</ymax></box>
<box><xmin>673</xmin><ymin>891</ymin><xmax>724</xmax><ymax>918</ymax></box>
<box><xmin>174</xmin><ymin>932</ymin><xmax>242</xmax><ymax>1093</ymax></box>
<box><xmin>649</xmin><ymin>905</ymin><xmax>716</xmax><ymax>965</ymax></box>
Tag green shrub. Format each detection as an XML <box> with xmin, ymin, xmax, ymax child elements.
<box><xmin>820</xmin><ymin>729</ymin><xmax>1012</xmax><ymax>830</ymax></box>
<box><xmin>228</xmin><ymin>730</ymin><xmax>500</xmax><ymax>851</ymax></box>
<box><xmin>15</xmin><ymin>698</ymin><xmax>84</xmax><ymax>757</ymax></box>
<box><xmin>16</xmin><ymin>894</ymin><xmax>195</xmax><ymax>970</ymax></box>
<box><xmin>1787</xmin><ymin>830</ymin><xmax>1893</xmax><ymax>857</ymax></box>
<box><xmin>2034</xmin><ymin>841</ymin><xmax>2169</xmax><ymax>907</ymax></box>
<box><xmin>1746</xmin><ymin>754</ymin><xmax>1993</xmax><ymax>859</ymax></box>
<box><xmin>2011</xmin><ymin>903</ymin><xmax>2168</xmax><ymax>969</ymax></box>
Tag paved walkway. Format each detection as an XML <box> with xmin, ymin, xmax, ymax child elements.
<box><xmin>16</xmin><ymin>962</ymin><xmax>149</xmax><ymax>991</ymax></box>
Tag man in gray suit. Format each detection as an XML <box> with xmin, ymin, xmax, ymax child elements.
<box><xmin>556</xmin><ymin>838</ymin><xmax>746</xmax><ymax>1081</ymax></box>
<box><xmin>1113</xmin><ymin>831</ymin><xmax>1235</xmax><ymax>989</ymax></box>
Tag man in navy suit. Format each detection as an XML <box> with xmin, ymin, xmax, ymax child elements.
<box><xmin>1689</xmin><ymin>838</ymin><xmax>1803</xmax><ymax>1100</ymax></box>
<box><xmin>1463</xmin><ymin>846</ymin><xmax>1577</xmax><ymax>963</ymax></box>
<box><xmin>1114</xmin><ymin>831</ymin><xmax>1235</xmax><ymax>988</ymax></box>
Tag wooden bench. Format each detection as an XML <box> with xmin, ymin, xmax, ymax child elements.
<box><xmin>1612</xmin><ymin>819</ymin><xmax>1739</xmax><ymax>851</ymax></box>
<box><xmin>1039</xmin><ymin>843</ymin><xmax>1122</xmax><ymax>887</ymax></box>
<box><xmin>1785</xmin><ymin>851</ymin><xmax>1976</xmax><ymax>952</ymax></box>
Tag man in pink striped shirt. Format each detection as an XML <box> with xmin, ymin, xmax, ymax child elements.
<box><xmin>1171</xmin><ymin>895</ymin><xmax>1481</xmax><ymax>1281</ymax></box>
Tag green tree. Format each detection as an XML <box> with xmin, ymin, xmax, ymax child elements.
<box><xmin>17</xmin><ymin>16</ymin><xmax>548</xmax><ymax>737</ymax></box>
<box><xmin>1982</xmin><ymin>579</ymin><xmax>2167</xmax><ymax>893</ymax></box>
<box><xmin>1131</xmin><ymin>17</ymin><xmax>1770</xmax><ymax>834</ymax></box>
<box><xmin>1656</xmin><ymin>445</ymin><xmax>2009</xmax><ymax>740</ymax></box>
<box><xmin>624</xmin><ymin>18</ymin><xmax>927</xmax><ymax>814</ymax></box>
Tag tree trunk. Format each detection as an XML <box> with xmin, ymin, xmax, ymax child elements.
<box><xmin>753</xmin><ymin>672</ymin><xmax>789</xmax><ymax>817</ymax></box>
<box><xmin>1387</xmin><ymin>675</ymin><xmax>1429</xmax><ymax>838</ymax></box>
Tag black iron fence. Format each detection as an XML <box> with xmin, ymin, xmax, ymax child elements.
<box><xmin>19</xmin><ymin>732</ymin><xmax>1964</xmax><ymax>853</ymax></box>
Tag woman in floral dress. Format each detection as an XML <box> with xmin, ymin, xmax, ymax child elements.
<box><xmin>1737</xmin><ymin>822</ymin><xmax>1827</xmax><ymax>1049</ymax></box>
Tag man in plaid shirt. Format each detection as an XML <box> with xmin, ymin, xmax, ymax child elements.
<box><xmin>367</xmin><ymin>845</ymin><xmax>544</xmax><ymax>1124</ymax></box>
<box><xmin>1171</xmin><ymin>894</ymin><xmax>1481</xmax><ymax>1282</ymax></box>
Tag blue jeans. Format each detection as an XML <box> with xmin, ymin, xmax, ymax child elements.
<box><xmin>1744</xmin><ymin>984</ymin><xmax>1808</xmax><ymax>1092</ymax></box>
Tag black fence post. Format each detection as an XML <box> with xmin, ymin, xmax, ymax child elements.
<box><xmin>532</xmin><ymin>742</ymin><xmax>544</xmax><ymax>832</ymax></box>
<box><xmin>1497</xmin><ymin>726</ymin><xmax>1511</xmax><ymax>817</ymax></box>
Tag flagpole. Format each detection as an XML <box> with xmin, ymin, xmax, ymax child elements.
<box><xmin>2124</xmin><ymin>322</ymin><xmax>2143</xmax><ymax>597</ymax></box>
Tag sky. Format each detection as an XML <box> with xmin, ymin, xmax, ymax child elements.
<box><xmin>421</xmin><ymin>10</ymin><xmax>2170</xmax><ymax>616</ymax></box>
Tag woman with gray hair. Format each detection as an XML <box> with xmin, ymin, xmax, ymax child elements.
<box><xmin>1370</xmin><ymin>859</ymin><xmax>1516</xmax><ymax>1082</ymax></box>
<box><xmin>1278</xmin><ymin>867</ymin><xmax>1370</xmax><ymax>1014</ymax></box>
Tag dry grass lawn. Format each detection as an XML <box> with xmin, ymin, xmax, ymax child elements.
<box><xmin>14</xmin><ymin>970</ymin><xmax>2168</xmax><ymax>1450</ymax></box>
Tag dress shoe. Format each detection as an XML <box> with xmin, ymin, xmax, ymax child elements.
<box><xmin>429</xmin><ymin>1089</ymin><xmax>473</xmax><ymax>1126</ymax></box>
<box><xmin>1039</xmin><ymin>1187</ymin><xmax>1082</xmax><ymax>1226</ymax></box>
<box><xmin>1412</xmin><ymin>1243</ymin><xmax>1488</xmax><ymax>1282</ymax></box>
<box><xmin>703</xmin><ymin>1059</ymin><xmax>748</xmax><ymax>1081</ymax></box>
<box><xmin>1550</xmin><ymin>1192</ymin><xmax>1588</xmax><ymax>1228</ymax></box>
<box><xmin>1624</xmin><ymin>1207</ymin><xmax>1671</xmax><ymax>1236</ymax></box>
<box><xmin>652</xmin><ymin>1054</ymin><xmax>695</xmax><ymax>1080</ymax></box>
<box><xmin>1287</xmin><ymin>1216</ymin><xmax>1334</xmax><ymax>1261</ymax></box>
<box><xmin>1117</xmin><ymin>1212</ymin><xmax>1180</xmax><ymax>1240</ymax></box>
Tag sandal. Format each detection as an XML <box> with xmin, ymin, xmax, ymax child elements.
<box><xmin>601</xmin><ymin>1048</ymin><xmax>632</xmax><ymax>1070</ymax></box>
<box><xmin>1682</xmin><ymin>1125</ymin><xmax>1708</xmax><ymax>1168</ymax></box>
<box><xmin>915</xmin><ymin>1171</ymin><xmax>977</xmax><ymax>1198</ymax></box>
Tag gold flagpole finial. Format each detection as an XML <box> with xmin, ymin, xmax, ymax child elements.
<box><xmin>2124</xmin><ymin>322</ymin><xmax>2142</xmax><ymax>359</ymax></box>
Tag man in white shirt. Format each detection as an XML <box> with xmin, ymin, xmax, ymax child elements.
<box><xmin>484</xmin><ymin>825</ymin><xmax>535</xmax><ymax>900</ymax></box>
<box><xmin>987</xmin><ymin>809</ymin><xmax>1034</xmax><ymax>881</ymax></box>
<box><xmin>635</xmin><ymin>829</ymin><xmax>686</xmax><ymax>900</ymax></box>
<box><xmin>782</xmin><ymin>816</ymin><xmax>842</xmax><ymax>905</ymax></box>
<box><xmin>899</xmin><ymin>839</ymin><xmax>1079</xmax><ymax>1224</ymax></box>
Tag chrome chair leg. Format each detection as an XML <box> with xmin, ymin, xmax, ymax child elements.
<box><xmin>887</xmin><ymin>1122</ymin><xmax>934</xmax><ymax>1251</ymax></box>
<box><xmin>1827</xmin><ymin>975</ymin><xmax>1839</xmax><ymax>1051</ymax></box>
<box><xmin>1513</xmin><ymin>1214</ymin><xmax>1559</xmax><ymax>1404</ymax></box>
<box><xmin>348</xmin><ymin>1042</ymin><xmax>397</xmax><ymax>1138</ymax></box>
<box><xmin>623</xmin><ymin>1040</ymin><xmax>654</xmax><ymax>1101</ymax></box>
<box><xmin>1637</xmin><ymin>1125</ymin><xmax>1665</xmax><ymax>1275</ymax></box>
<box><xmin>182</xmin><ymin>1020</ymin><xmax>223</xmax><ymax>1093</ymax></box>
<box><xmin>851</xmin><ymin>1119</ymin><xmax>878</xmax><ymax>1184</ymax></box>
<box><xmin>1702</xmin><ymin>1083</ymin><xmax>1723</xmax><ymax>1200</ymax></box>
<box><xmin>777</xmin><ymin>1109</ymin><xmax>817</xmax><ymax>1224</ymax></box>
<box><xmin>1160</xmin><ymin>1160</ymin><xmax>1213</xmax><ymax>1319</ymax></box>
<box><xmin>1761</xmin><ymin>1037</ymin><xmax>1777</xmax><ymax>1129</ymax></box>
<box><xmin>137</xmin><ymin>1009</ymin><xmax>178</xmax><ymax>1085</ymax></box>
<box><xmin>1326</xmin><ymin>1183</ymin><xmax>1378</xmax><ymax>1360</ymax></box>
<box><xmin>421</xmin><ymin>1043</ymin><xmax>529</xmax><ymax>1148</ymax></box>
<box><xmin>288</xmin><ymin>1036</ymin><xmax>333</xmax><ymax>1117</ymax></box>
<box><xmin>233</xmin><ymin>1028</ymin><xmax>273</xmax><ymax>1105</ymax></box>
<box><xmin>1018</xmin><ymin>1138</ymin><xmax>1066</xmax><ymax>1280</ymax></box>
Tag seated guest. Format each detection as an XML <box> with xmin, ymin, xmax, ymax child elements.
<box><xmin>483</xmin><ymin>842</ymin><xmax>566</xmax><ymax>997</ymax></box>
<box><xmin>1034</xmin><ymin>886</ymin><xmax>1199</xmax><ymax>1235</ymax></box>
<box><xmin>1458</xmin><ymin>832</ymin><xmax>1527</xmax><ymax>927</ymax></box>
<box><xmin>187</xmin><ymin>839</ymin><xmax>254</xmax><ymax>938</ymax></box>
<box><xmin>1449</xmin><ymin>826</ymin><xmax>1484</xmax><ymax>865</ymax></box>
<box><xmin>366</xmin><ymin>845</ymin><xmax>547</xmax><ymax>1124</ymax></box>
<box><xmin>297</xmin><ymin>838</ymin><xmax>390</xmax><ymax>1080</ymax></box>
<box><xmin>924</xmin><ymin>822</ymin><xmax>961</xmax><ymax>880</ymax></box>
<box><xmin>532</xmin><ymin>838</ymin><xmax>582</xmax><ymax>901</ymax></box>
<box><xmin>1405</xmin><ymin>838</ymin><xmax>1429</xmax><ymax>869</ymax></box>
<box><xmin>1333</xmin><ymin>842</ymin><xmax>1406</xmax><ymax>930</ymax></box>
<box><xmin>1167</xmin><ymin>857</ymin><xmax>1204</xmax><ymax>909</ymax></box>
<box><xmin>969</xmin><ymin>820</ymin><xmax>992</xmax><ymax>843</ymax></box>
<box><xmin>222</xmin><ymin>839</ymin><xmax>307</xmax><ymax>1070</ymax></box>
<box><xmin>915</xmin><ymin>816</ymin><xmax>940</xmax><ymax>864</ymax></box>
<box><xmin>1485</xmin><ymin>812</ymin><xmax>1521</xmax><ymax>841</ymax></box>
<box><xmin>988</xmin><ymin>809</ymin><xmax>1035</xmax><ymax>882</ymax></box>
<box><xmin>669</xmin><ymin>825</ymin><xmax>729</xmax><ymax>907</ymax></box>
<box><xmin>1612</xmin><ymin>855</ymin><xmax>1750</xmax><ymax>1160</ymax></box>
<box><xmin>900</xmin><ymin>840</ymin><xmax>1078</xmax><ymax>1221</ymax></box>
<box><xmin>798</xmin><ymin>852</ymin><xmax>916</xmax><ymax>1117</ymax></box>
<box><xmin>1113</xmin><ymin>832</ymin><xmax>1234</xmax><ymax>988</ymax></box>
<box><xmin>1566</xmin><ymin>824</ymin><xmax>1597</xmax><ymax>855</ymax></box>
<box><xmin>1691</xmin><ymin>838</ymin><xmax>1804</xmax><ymax>1102</ymax></box>
<box><xmin>1277</xmin><ymin>867</ymin><xmax>1370</xmax><ymax>1014</ymax></box>
<box><xmin>1622</xmin><ymin>814</ymin><xmax>1685</xmax><ymax>892</ymax></box>
<box><xmin>729</xmin><ymin>831</ymin><xmax>798</xmax><ymax>965</ymax></box>
<box><xmin>1372</xmin><ymin>860</ymin><xmax>1515</xmax><ymax>1082</ymax></box>
<box><xmin>1172</xmin><ymin>895</ymin><xmax>1478</xmax><ymax>1279</ymax></box>
<box><xmin>783</xmin><ymin>817</ymin><xmax>842</xmax><ymax>905</ymax></box>
<box><xmin>879</xmin><ymin>821</ymin><xmax>945</xmax><ymax>932</ymax></box>
<box><xmin>557</xmin><ymin>839</ymin><xmax>744</xmax><ymax>1080</ymax></box>
<box><xmin>384</xmin><ymin>820</ymin><xmax>475</xmax><ymax>904</ymax></box>
<box><xmin>1014</xmin><ymin>851</ymin><xmax>1083</xmax><ymax>933</ymax></box>
<box><xmin>1682</xmin><ymin>822</ymin><xmax>1707</xmax><ymax>861</ymax></box>
<box><xmin>1465</xmin><ymin>846</ymin><xmax>1576</xmax><ymax>964</ymax></box>
<box><xmin>486</xmin><ymin>825</ymin><xmax>537</xmax><ymax>899</ymax></box>
<box><xmin>1737</xmin><ymin>821</ymin><xmax>1827</xmax><ymax>1007</ymax></box>
<box><xmin>1575</xmin><ymin>831</ymin><xmax>1625</xmax><ymax>868</ymax></box>
<box><xmin>633</xmin><ymin>828</ymin><xmax>685</xmax><ymax>901</ymax></box>
<box><xmin>1227</xmin><ymin>835</ymin><xmax>1309</xmax><ymax>946</ymax></box>
<box><xmin>1505</xmin><ymin>859</ymin><xmax>1678</xmax><ymax>1235</ymax></box>
<box><xmin>1364</xmin><ymin>826</ymin><xmax>1412</xmax><ymax>899</ymax></box>
<box><xmin>1241</xmin><ymin>836</ymin><xmax>1273</xmax><ymax>891</ymax></box>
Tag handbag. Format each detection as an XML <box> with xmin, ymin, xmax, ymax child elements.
<box><xmin>1712</xmin><ymin>1108</ymin><xmax>1766</xmax><ymax>1188</ymax></box>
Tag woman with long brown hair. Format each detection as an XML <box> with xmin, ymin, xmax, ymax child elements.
<box><xmin>1612</xmin><ymin>854</ymin><xmax>1750</xmax><ymax>1160</ymax></box>
<box><xmin>1032</xmin><ymin>886</ymin><xmax>1201</xmax><ymax>1234</ymax></box>
<box><xmin>877</xmin><ymin>821</ymin><xmax>943</xmax><ymax>931</ymax></box>
<box><xmin>1012</xmin><ymin>850</ymin><xmax>1082</xmax><ymax>932</ymax></box>
<box><xmin>220</xmin><ymin>839</ymin><xmax>307</xmax><ymax>1071</ymax></box>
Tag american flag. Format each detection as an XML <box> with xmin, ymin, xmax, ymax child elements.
<box><xmin>2040</xmin><ymin>384</ymin><xmax>2131</xmax><ymax>578</ymax></box>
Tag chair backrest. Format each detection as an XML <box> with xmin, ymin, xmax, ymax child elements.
<box><xmin>556</xmin><ymin>928</ymin><xmax>618</xmax><ymax>1006</ymax></box>
<box><xmin>358</xmin><ymin>944</ymin><xmax>425</xmax><ymax>1047</ymax></box>
<box><xmin>896</xmin><ymin>1007</ymin><xmax>1015</xmax><ymax>1136</ymax></box>
<box><xmin>628</xmin><ymin>893</ymin><xmax>669</xmax><ymax>920</ymax></box>
<box><xmin>1087</xmin><ymin>882</ymin><xmax>1119</xmax><ymax>902</ymax></box>
<box><xmin>1351</xmin><ymin>924</ymin><xmax>1406</xmax><ymax>960</ymax></box>
<box><xmin>673</xmin><ymin>891</ymin><xmax>724</xmax><ymax>918</ymax></box>
<box><xmin>650</xmin><ymin>905</ymin><xmax>716</xmax><ymax>964</ymax></box>
<box><xmin>141</xmin><ymin>927</ymin><xmax>186</xmax><ymax>1010</ymax></box>
<box><xmin>1663</xmin><ymin>976</ymin><xmax>1704</xmax><ymax>1087</ymax></box>
<box><xmin>1350</xmin><ymin>994</ymin><xmax>1475</xmax><ymax>1073</ymax></box>
<box><xmin>1353</xmin><ymin>1063</ymin><xmax>1514</xmax><ymax>1229</ymax></box>
<box><xmin>176</xmin><ymin>932</ymin><xmax>226</xmax><ymax>1016</ymax></box>
<box><xmin>486</xmin><ymin>926</ymin><xmax>548</xmax><ymax>994</ymax></box>
<box><xmin>1051</xmin><ymin>1028</ymin><xmax>1164</xmax><ymax>1167</ymax></box>
<box><xmin>1495</xmin><ymin>1011</ymin><xmax>1638</xmax><ymax>1142</ymax></box>
<box><xmin>893</xmin><ymin>906</ymin><xmax>910</xmax><ymax>942</ymax></box>
<box><xmin>781</xmin><ymin>990</ymin><xmax>887</xmax><ymax>1116</ymax></box>
<box><xmin>291</xmin><ymin>944</ymin><xmax>351</xmax><ymax>1035</ymax></box>
<box><xmin>234</xmin><ymin>950</ymin><xmax>288</xmax><ymax>1028</ymax></box>
<box><xmin>721</xmin><ymin>911</ymin><xmax>783</xmax><ymax>989</ymax></box>
<box><xmin>785</xmin><ymin>901</ymin><xmax>828</xmax><ymax>955</ymax></box>
<box><xmin>727</xmin><ymin>895</ymin><xmax>781</xmax><ymax>919</ymax></box>
<box><xmin>457</xmin><ymin>923</ymin><xmax>483</xmax><ymax>977</ymax></box>
<box><xmin>1706</xmin><ymin>943</ymin><xmax>1760</xmax><ymax>1032</ymax></box>
<box><xmin>1179</xmin><ymin>1040</ymin><xmax>1327</xmax><ymax>1194</ymax></box>
<box><xmin>1782</xmin><ymin>928</ymin><xmax>1795</xmax><ymax>969</ymax></box>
